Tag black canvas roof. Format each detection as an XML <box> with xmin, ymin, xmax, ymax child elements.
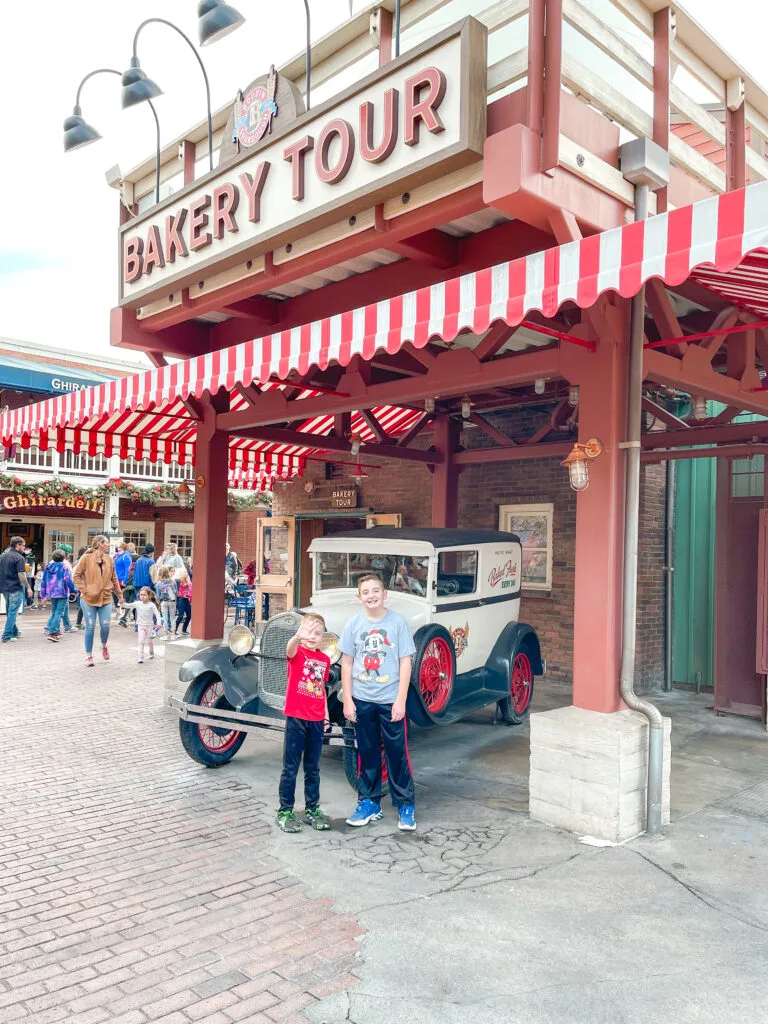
<box><xmin>322</xmin><ymin>527</ymin><xmax>521</xmax><ymax>548</ymax></box>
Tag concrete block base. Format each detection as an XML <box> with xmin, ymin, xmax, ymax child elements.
<box><xmin>529</xmin><ymin>705</ymin><xmax>671</xmax><ymax>842</ymax></box>
<box><xmin>163</xmin><ymin>636</ymin><xmax>223</xmax><ymax>700</ymax></box>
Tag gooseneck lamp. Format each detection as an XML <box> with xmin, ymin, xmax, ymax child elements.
<box><xmin>124</xmin><ymin>18</ymin><xmax>217</xmax><ymax>172</ymax></box>
<box><xmin>63</xmin><ymin>68</ymin><xmax>162</xmax><ymax>204</ymax></box>
<box><xmin>197</xmin><ymin>0</ymin><xmax>245</xmax><ymax>46</ymax></box>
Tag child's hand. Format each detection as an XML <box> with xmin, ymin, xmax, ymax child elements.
<box><xmin>391</xmin><ymin>698</ymin><xmax>407</xmax><ymax>722</ymax></box>
<box><xmin>343</xmin><ymin>699</ymin><xmax>357</xmax><ymax>723</ymax></box>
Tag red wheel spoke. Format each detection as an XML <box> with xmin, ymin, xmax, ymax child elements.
<box><xmin>418</xmin><ymin>636</ymin><xmax>453</xmax><ymax>713</ymax></box>
<box><xmin>198</xmin><ymin>680</ymin><xmax>241</xmax><ymax>753</ymax></box>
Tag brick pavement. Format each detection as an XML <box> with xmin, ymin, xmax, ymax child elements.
<box><xmin>0</xmin><ymin>610</ymin><xmax>362</xmax><ymax>1023</ymax></box>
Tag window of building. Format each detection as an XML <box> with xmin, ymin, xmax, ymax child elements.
<box><xmin>49</xmin><ymin>530</ymin><xmax>75</xmax><ymax>559</ymax></box>
<box><xmin>731</xmin><ymin>455</ymin><xmax>764</xmax><ymax>498</ymax></box>
<box><xmin>498</xmin><ymin>504</ymin><xmax>553</xmax><ymax>591</ymax></box>
<box><xmin>122</xmin><ymin>530</ymin><xmax>148</xmax><ymax>550</ymax></box>
<box><xmin>436</xmin><ymin>550</ymin><xmax>477</xmax><ymax>596</ymax></box>
<box><xmin>167</xmin><ymin>530</ymin><xmax>193</xmax><ymax>561</ymax></box>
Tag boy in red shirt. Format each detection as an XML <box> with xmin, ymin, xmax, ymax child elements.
<box><xmin>277</xmin><ymin>613</ymin><xmax>332</xmax><ymax>833</ymax></box>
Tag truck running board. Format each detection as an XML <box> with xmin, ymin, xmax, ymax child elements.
<box><xmin>167</xmin><ymin>695</ymin><xmax>352</xmax><ymax>747</ymax></box>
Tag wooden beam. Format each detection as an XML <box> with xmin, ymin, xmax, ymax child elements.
<box><xmin>652</xmin><ymin>7</ymin><xmax>673</xmax><ymax>213</ymax></box>
<box><xmin>711</xmin><ymin>405</ymin><xmax>742</xmax><ymax>425</ymax></box>
<box><xmin>334</xmin><ymin>412</ymin><xmax>351</xmax><ymax>439</ymax></box>
<box><xmin>642</xmin><ymin>397</ymin><xmax>690</xmax><ymax>430</ymax></box>
<box><xmin>233</xmin><ymin>426</ymin><xmax>440</xmax><ymax>465</ymax></box>
<box><xmin>397</xmin><ymin>412</ymin><xmax>433</xmax><ymax>448</ymax></box>
<box><xmin>403</xmin><ymin>342</ymin><xmax>438</xmax><ymax>370</ymax></box>
<box><xmin>474</xmin><ymin>323</ymin><xmax>519</xmax><ymax>362</ymax></box>
<box><xmin>182</xmin><ymin>396</ymin><xmax>203</xmax><ymax>420</ymax></box>
<box><xmin>756</xmin><ymin>329</ymin><xmax>768</xmax><ymax>374</ymax></box>
<box><xmin>704</xmin><ymin>306</ymin><xmax>740</xmax><ymax>360</ymax></box>
<box><xmin>645</xmin><ymin>279</ymin><xmax>687</xmax><ymax>357</ymax></box>
<box><xmin>384</xmin><ymin>228</ymin><xmax>459</xmax><ymax>269</ymax></box>
<box><xmin>146</xmin><ymin>351</ymin><xmax>167</xmax><ymax>368</ymax></box>
<box><xmin>358</xmin><ymin>409</ymin><xmax>390</xmax><ymax>444</ymax></box>
<box><xmin>222</xmin><ymin>297</ymin><xmax>281</xmax><ymax>323</ymax></box>
<box><xmin>234</xmin><ymin>382</ymin><xmax>262</xmax><ymax>408</ymax></box>
<box><xmin>218</xmin><ymin>346</ymin><xmax>565</xmax><ymax>432</ymax></box>
<box><xmin>468</xmin><ymin>412</ymin><xmax>517</xmax><ymax>447</ymax></box>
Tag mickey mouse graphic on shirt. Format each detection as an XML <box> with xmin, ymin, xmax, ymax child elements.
<box><xmin>299</xmin><ymin>657</ymin><xmax>327</xmax><ymax>698</ymax></box>
<box><xmin>358</xmin><ymin>628</ymin><xmax>392</xmax><ymax>684</ymax></box>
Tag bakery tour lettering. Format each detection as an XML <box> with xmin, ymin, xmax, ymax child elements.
<box><xmin>123</xmin><ymin>67</ymin><xmax>446</xmax><ymax>285</ymax></box>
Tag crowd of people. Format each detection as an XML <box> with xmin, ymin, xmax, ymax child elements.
<box><xmin>0</xmin><ymin>537</ymin><xmax>195</xmax><ymax>666</ymax></box>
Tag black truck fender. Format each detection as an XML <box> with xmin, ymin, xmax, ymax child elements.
<box><xmin>484</xmin><ymin>622</ymin><xmax>544</xmax><ymax>695</ymax></box>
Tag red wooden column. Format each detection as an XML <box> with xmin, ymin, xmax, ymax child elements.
<box><xmin>653</xmin><ymin>7</ymin><xmax>673</xmax><ymax>213</ymax></box>
<box><xmin>431</xmin><ymin>415</ymin><xmax>461</xmax><ymax>528</ymax></box>
<box><xmin>190</xmin><ymin>391</ymin><xmax>230</xmax><ymax>640</ymax></box>
<box><xmin>561</xmin><ymin>305</ymin><xmax>629</xmax><ymax>713</ymax></box>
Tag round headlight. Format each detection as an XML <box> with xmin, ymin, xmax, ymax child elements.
<box><xmin>229</xmin><ymin>625</ymin><xmax>255</xmax><ymax>656</ymax></box>
<box><xmin>318</xmin><ymin>631</ymin><xmax>342</xmax><ymax>665</ymax></box>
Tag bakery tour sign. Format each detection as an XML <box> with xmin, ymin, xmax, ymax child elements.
<box><xmin>119</xmin><ymin>19</ymin><xmax>487</xmax><ymax>305</ymax></box>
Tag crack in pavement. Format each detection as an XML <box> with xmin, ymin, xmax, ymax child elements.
<box><xmin>629</xmin><ymin>848</ymin><xmax>768</xmax><ymax>935</ymax></box>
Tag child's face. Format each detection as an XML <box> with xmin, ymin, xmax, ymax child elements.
<box><xmin>140</xmin><ymin>591</ymin><xmax>151</xmax><ymax>603</ymax></box>
<box><xmin>299</xmin><ymin>618</ymin><xmax>324</xmax><ymax>649</ymax></box>
<box><xmin>358</xmin><ymin>578</ymin><xmax>386</xmax><ymax>613</ymax></box>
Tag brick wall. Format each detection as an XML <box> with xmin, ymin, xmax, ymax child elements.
<box><xmin>636</xmin><ymin>464</ymin><xmax>667</xmax><ymax>694</ymax></box>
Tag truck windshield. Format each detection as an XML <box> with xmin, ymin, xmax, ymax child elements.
<box><xmin>315</xmin><ymin>552</ymin><xmax>429</xmax><ymax>596</ymax></box>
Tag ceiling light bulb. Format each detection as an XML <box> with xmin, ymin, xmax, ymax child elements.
<box><xmin>692</xmin><ymin>395</ymin><xmax>708</xmax><ymax>420</ymax></box>
<box><xmin>425</xmin><ymin>397</ymin><xmax>436</xmax><ymax>414</ymax></box>
<box><xmin>534</xmin><ymin>378</ymin><xmax>546</xmax><ymax>395</ymax></box>
<box><xmin>461</xmin><ymin>398</ymin><xmax>471</xmax><ymax>420</ymax></box>
<box><xmin>568</xmin><ymin>385</ymin><xmax>580</xmax><ymax>407</ymax></box>
<box><xmin>350</xmin><ymin>434</ymin><xmax>361</xmax><ymax>457</ymax></box>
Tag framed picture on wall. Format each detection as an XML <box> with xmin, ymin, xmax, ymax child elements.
<box><xmin>498</xmin><ymin>503</ymin><xmax>554</xmax><ymax>591</ymax></box>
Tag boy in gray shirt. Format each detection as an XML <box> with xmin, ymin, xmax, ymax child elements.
<box><xmin>340</xmin><ymin>573</ymin><xmax>417</xmax><ymax>831</ymax></box>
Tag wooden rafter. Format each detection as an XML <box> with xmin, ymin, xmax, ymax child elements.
<box><xmin>468</xmin><ymin>412</ymin><xmax>517</xmax><ymax>447</ymax></box>
<box><xmin>474</xmin><ymin>323</ymin><xmax>519</xmax><ymax>362</ymax></box>
<box><xmin>645</xmin><ymin>279</ymin><xmax>687</xmax><ymax>357</ymax></box>
<box><xmin>358</xmin><ymin>409</ymin><xmax>390</xmax><ymax>444</ymax></box>
<box><xmin>703</xmin><ymin>306</ymin><xmax>739</xmax><ymax>360</ymax></box>
<box><xmin>397</xmin><ymin>412</ymin><xmax>433</xmax><ymax>448</ymax></box>
<box><xmin>641</xmin><ymin>397</ymin><xmax>690</xmax><ymax>431</ymax></box>
<box><xmin>233</xmin><ymin>425</ymin><xmax>439</xmax><ymax>465</ymax></box>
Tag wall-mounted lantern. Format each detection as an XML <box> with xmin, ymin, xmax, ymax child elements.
<box><xmin>560</xmin><ymin>438</ymin><xmax>604</xmax><ymax>492</ymax></box>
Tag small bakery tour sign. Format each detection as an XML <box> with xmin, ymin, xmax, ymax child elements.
<box><xmin>2</xmin><ymin>493</ymin><xmax>105</xmax><ymax>514</ymax></box>
<box><xmin>330</xmin><ymin>486</ymin><xmax>358</xmax><ymax>509</ymax></box>
<box><xmin>120</xmin><ymin>19</ymin><xmax>487</xmax><ymax>305</ymax></box>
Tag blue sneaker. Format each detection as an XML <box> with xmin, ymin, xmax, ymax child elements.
<box><xmin>398</xmin><ymin>805</ymin><xmax>416</xmax><ymax>831</ymax></box>
<box><xmin>346</xmin><ymin>799</ymin><xmax>382</xmax><ymax>827</ymax></box>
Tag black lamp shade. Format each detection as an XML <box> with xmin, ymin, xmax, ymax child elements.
<box><xmin>198</xmin><ymin>0</ymin><xmax>245</xmax><ymax>46</ymax></box>
<box><xmin>121</xmin><ymin>67</ymin><xmax>163</xmax><ymax>109</ymax></box>
<box><xmin>63</xmin><ymin>114</ymin><xmax>101</xmax><ymax>153</ymax></box>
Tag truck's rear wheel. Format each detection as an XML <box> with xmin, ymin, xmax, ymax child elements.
<box><xmin>497</xmin><ymin>650</ymin><xmax>535</xmax><ymax>725</ymax></box>
<box><xmin>179</xmin><ymin>676</ymin><xmax>246</xmax><ymax>767</ymax></box>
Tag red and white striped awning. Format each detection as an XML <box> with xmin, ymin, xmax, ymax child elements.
<box><xmin>4</xmin><ymin>181</ymin><xmax>768</xmax><ymax>476</ymax></box>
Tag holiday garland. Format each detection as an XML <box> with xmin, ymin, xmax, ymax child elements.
<box><xmin>0</xmin><ymin>473</ymin><xmax>271</xmax><ymax>510</ymax></box>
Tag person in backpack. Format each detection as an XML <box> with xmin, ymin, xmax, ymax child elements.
<box><xmin>40</xmin><ymin>550</ymin><xmax>76</xmax><ymax>642</ymax></box>
<box><xmin>154</xmin><ymin>565</ymin><xmax>178</xmax><ymax>639</ymax></box>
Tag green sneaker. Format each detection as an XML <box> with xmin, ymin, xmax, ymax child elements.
<box><xmin>304</xmin><ymin>807</ymin><xmax>331</xmax><ymax>831</ymax></box>
<box><xmin>276</xmin><ymin>810</ymin><xmax>302</xmax><ymax>833</ymax></box>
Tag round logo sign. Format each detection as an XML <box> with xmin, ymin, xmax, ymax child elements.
<box><xmin>232</xmin><ymin>85</ymin><xmax>278</xmax><ymax>149</ymax></box>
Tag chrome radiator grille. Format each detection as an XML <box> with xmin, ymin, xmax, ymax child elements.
<box><xmin>258</xmin><ymin>611</ymin><xmax>302</xmax><ymax>709</ymax></box>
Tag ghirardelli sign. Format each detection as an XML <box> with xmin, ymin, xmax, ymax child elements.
<box><xmin>119</xmin><ymin>18</ymin><xmax>487</xmax><ymax>306</ymax></box>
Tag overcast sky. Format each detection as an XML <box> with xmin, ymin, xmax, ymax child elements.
<box><xmin>0</xmin><ymin>0</ymin><xmax>764</xmax><ymax>365</ymax></box>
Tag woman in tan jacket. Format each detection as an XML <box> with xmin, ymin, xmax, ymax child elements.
<box><xmin>72</xmin><ymin>535</ymin><xmax>122</xmax><ymax>667</ymax></box>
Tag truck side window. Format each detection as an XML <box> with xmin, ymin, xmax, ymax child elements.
<box><xmin>437</xmin><ymin>550</ymin><xmax>478</xmax><ymax>596</ymax></box>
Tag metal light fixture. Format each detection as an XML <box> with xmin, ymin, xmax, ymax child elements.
<box><xmin>198</xmin><ymin>0</ymin><xmax>245</xmax><ymax>46</ymax></box>
<box><xmin>534</xmin><ymin>378</ymin><xmax>546</xmax><ymax>395</ymax></box>
<box><xmin>349</xmin><ymin>433</ymin><xmax>362</xmax><ymax>457</ymax></box>
<box><xmin>64</xmin><ymin>68</ymin><xmax>162</xmax><ymax>203</ymax></box>
<box><xmin>568</xmin><ymin>384</ymin><xmax>580</xmax><ymax>407</ymax></box>
<box><xmin>354</xmin><ymin>464</ymin><xmax>368</xmax><ymax>485</ymax></box>
<box><xmin>461</xmin><ymin>397</ymin><xmax>472</xmax><ymax>420</ymax></box>
<box><xmin>560</xmin><ymin>438</ymin><xmax>604</xmax><ymax>492</ymax></box>
<box><xmin>177</xmin><ymin>481</ymin><xmax>192</xmax><ymax>508</ymax></box>
<box><xmin>110</xmin><ymin>513</ymin><xmax>119</xmax><ymax>532</ymax></box>
<box><xmin>124</xmin><ymin>18</ymin><xmax>216</xmax><ymax>172</ymax></box>
<box><xmin>425</xmin><ymin>397</ymin><xmax>436</xmax><ymax>414</ymax></box>
<box><xmin>691</xmin><ymin>394</ymin><xmax>708</xmax><ymax>420</ymax></box>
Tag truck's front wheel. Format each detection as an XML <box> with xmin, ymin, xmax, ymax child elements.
<box><xmin>179</xmin><ymin>676</ymin><xmax>246</xmax><ymax>767</ymax></box>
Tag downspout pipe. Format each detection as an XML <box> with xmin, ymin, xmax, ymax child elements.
<box><xmin>664</xmin><ymin>459</ymin><xmax>675</xmax><ymax>691</ymax></box>
<box><xmin>619</xmin><ymin>167</ymin><xmax>666</xmax><ymax>837</ymax></box>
